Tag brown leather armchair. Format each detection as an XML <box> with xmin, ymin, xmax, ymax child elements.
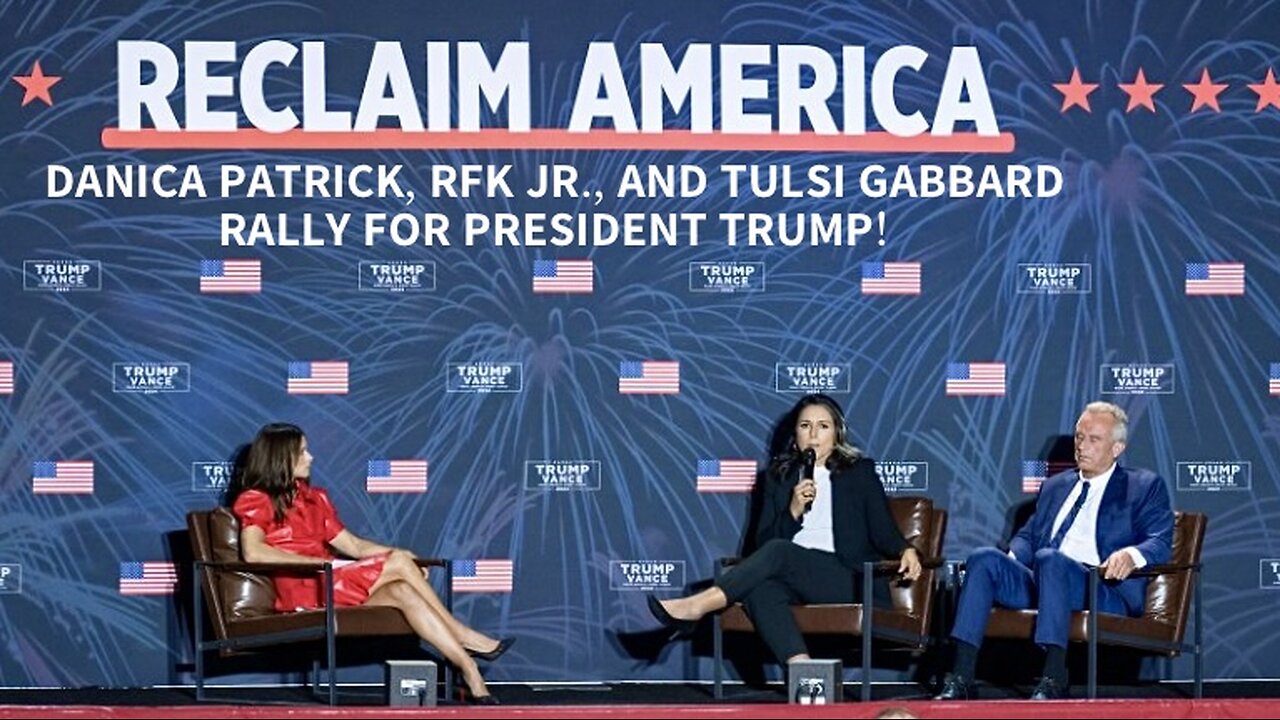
<box><xmin>982</xmin><ymin>511</ymin><xmax>1207</xmax><ymax>698</ymax></box>
<box><xmin>188</xmin><ymin>507</ymin><xmax>452</xmax><ymax>705</ymax></box>
<box><xmin>712</xmin><ymin>496</ymin><xmax>947</xmax><ymax>701</ymax></box>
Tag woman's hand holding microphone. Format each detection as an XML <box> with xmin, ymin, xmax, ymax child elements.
<box><xmin>789</xmin><ymin>448</ymin><xmax>818</xmax><ymax>520</ymax></box>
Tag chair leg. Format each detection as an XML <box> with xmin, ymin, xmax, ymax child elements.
<box><xmin>193</xmin><ymin>564</ymin><xmax>205</xmax><ymax>702</ymax></box>
<box><xmin>324</xmin><ymin>565</ymin><xmax>337</xmax><ymax>706</ymax></box>
<box><xmin>1194</xmin><ymin>568</ymin><xmax>1204</xmax><ymax>699</ymax></box>
<box><xmin>443</xmin><ymin>564</ymin><xmax>454</xmax><ymax>702</ymax></box>
<box><xmin>860</xmin><ymin>623</ymin><xmax>871</xmax><ymax>702</ymax></box>
<box><xmin>1087</xmin><ymin>570</ymin><xmax>1098</xmax><ymax>700</ymax></box>
<box><xmin>327</xmin><ymin>635</ymin><xmax>336</xmax><ymax>706</ymax></box>
<box><xmin>310</xmin><ymin>659</ymin><xmax>321</xmax><ymax>698</ymax></box>
<box><xmin>712</xmin><ymin>563</ymin><xmax>725</xmax><ymax>701</ymax></box>
<box><xmin>713</xmin><ymin>613</ymin><xmax>724</xmax><ymax>700</ymax></box>
<box><xmin>194</xmin><ymin>649</ymin><xmax>205</xmax><ymax>702</ymax></box>
<box><xmin>862</xmin><ymin>562</ymin><xmax>874</xmax><ymax>702</ymax></box>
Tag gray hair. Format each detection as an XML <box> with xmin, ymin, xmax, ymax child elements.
<box><xmin>1082</xmin><ymin>401</ymin><xmax>1128</xmax><ymax>443</ymax></box>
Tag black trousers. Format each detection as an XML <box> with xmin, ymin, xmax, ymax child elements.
<box><xmin>716</xmin><ymin>539</ymin><xmax>889</xmax><ymax>662</ymax></box>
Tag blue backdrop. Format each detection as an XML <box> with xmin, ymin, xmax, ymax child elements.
<box><xmin>2</xmin><ymin>0</ymin><xmax>1279</xmax><ymax>687</ymax></box>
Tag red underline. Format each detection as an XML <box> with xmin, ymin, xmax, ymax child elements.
<box><xmin>101</xmin><ymin>128</ymin><xmax>1015</xmax><ymax>154</ymax></box>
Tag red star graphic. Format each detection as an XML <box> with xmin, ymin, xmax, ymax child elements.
<box><xmin>1247</xmin><ymin>68</ymin><xmax>1280</xmax><ymax>111</ymax></box>
<box><xmin>1183</xmin><ymin>68</ymin><xmax>1227</xmax><ymax>112</ymax></box>
<box><xmin>12</xmin><ymin>60</ymin><xmax>62</xmax><ymax>107</ymax></box>
<box><xmin>1052</xmin><ymin>68</ymin><xmax>1100</xmax><ymax>113</ymax></box>
<box><xmin>1117</xmin><ymin>68</ymin><xmax>1163</xmax><ymax>113</ymax></box>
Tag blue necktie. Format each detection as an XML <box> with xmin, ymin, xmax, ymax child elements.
<box><xmin>1048</xmin><ymin>481</ymin><xmax>1091</xmax><ymax>550</ymax></box>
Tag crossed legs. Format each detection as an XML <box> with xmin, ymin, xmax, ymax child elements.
<box><xmin>657</xmin><ymin>540</ymin><xmax>858</xmax><ymax>663</ymax></box>
<box><xmin>365</xmin><ymin>550</ymin><xmax>500</xmax><ymax>697</ymax></box>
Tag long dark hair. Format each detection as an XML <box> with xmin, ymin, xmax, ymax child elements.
<box><xmin>227</xmin><ymin>422</ymin><xmax>305</xmax><ymax>522</ymax></box>
<box><xmin>768</xmin><ymin>394</ymin><xmax>862</xmax><ymax>478</ymax></box>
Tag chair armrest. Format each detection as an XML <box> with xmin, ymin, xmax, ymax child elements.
<box><xmin>197</xmin><ymin>559</ymin><xmax>327</xmax><ymax>573</ymax></box>
<box><xmin>200</xmin><ymin>556</ymin><xmax>447</xmax><ymax>572</ymax></box>
<box><xmin>950</xmin><ymin>560</ymin><xmax>1201</xmax><ymax>578</ymax></box>
<box><xmin>719</xmin><ymin>556</ymin><xmax>943</xmax><ymax>573</ymax></box>
<box><xmin>865</xmin><ymin>557</ymin><xmax>946</xmax><ymax>574</ymax></box>
<box><xmin>1093</xmin><ymin>562</ymin><xmax>1201</xmax><ymax>578</ymax></box>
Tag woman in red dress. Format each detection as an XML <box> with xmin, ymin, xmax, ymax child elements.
<box><xmin>229</xmin><ymin>423</ymin><xmax>511</xmax><ymax>704</ymax></box>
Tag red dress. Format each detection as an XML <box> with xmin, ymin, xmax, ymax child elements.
<box><xmin>232</xmin><ymin>481</ymin><xmax>387</xmax><ymax>612</ymax></box>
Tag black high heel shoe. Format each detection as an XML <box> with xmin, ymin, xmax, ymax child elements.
<box><xmin>470</xmin><ymin>637</ymin><xmax>516</xmax><ymax>662</ymax></box>
<box><xmin>456</xmin><ymin>686</ymin><xmax>501</xmax><ymax>705</ymax></box>
<box><xmin>647</xmin><ymin>594</ymin><xmax>698</xmax><ymax>638</ymax></box>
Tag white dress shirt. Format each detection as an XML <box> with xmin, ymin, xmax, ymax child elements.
<box><xmin>792</xmin><ymin>466</ymin><xmax>835</xmax><ymax>553</ymax></box>
<box><xmin>1050</xmin><ymin>463</ymin><xmax>1147</xmax><ymax>568</ymax></box>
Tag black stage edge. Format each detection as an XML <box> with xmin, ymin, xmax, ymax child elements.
<box><xmin>0</xmin><ymin>681</ymin><xmax>1275</xmax><ymax>707</ymax></box>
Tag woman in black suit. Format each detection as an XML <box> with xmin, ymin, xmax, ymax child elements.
<box><xmin>648</xmin><ymin>393</ymin><xmax>922</xmax><ymax>664</ymax></box>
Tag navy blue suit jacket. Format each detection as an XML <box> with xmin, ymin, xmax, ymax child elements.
<box><xmin>1009</xmin><ymin>465</ymin><xmax>1174</xmax><ymax>612</ymax></box>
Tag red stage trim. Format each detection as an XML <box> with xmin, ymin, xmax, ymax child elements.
<box><xmin>1</xmin><ymin>699</ymin><xmax>1278</xmax><ymax>720</ymax></box>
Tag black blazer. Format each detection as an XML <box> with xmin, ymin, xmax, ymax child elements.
<box><xmin>755</xmin><ymin>456</ymin><xmax>911</xmax><ymax>570</ymax></box>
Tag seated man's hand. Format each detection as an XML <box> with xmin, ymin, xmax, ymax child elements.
<box><xmin>898</xmin><ymin>547</ymin><xmax>923</xmax><ymax>582</ymax></box>
<box><xmin>1100</xmin><ymin>549</ymin><xmax>1136</xmax><ymax>581</ymax></box>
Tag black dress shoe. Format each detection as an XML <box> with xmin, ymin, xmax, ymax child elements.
<box><xmin>934</xmin><ymin>673</ymin><xmax>976</xmax><ymax>700</ymax></box>
<box><xmin>1030</xmin><ymin>676</ymin><xmax>1067</xmax><ymax>700</ymax></box>
<box><xmin>646</xmin><ymin>594</ymin><xmax>697</xmax><ymax>638</ymax></box>
<box><xmin>470</xmin><ymin>637</ymin><xmax>516</xmax><ymax>662</ymax></box>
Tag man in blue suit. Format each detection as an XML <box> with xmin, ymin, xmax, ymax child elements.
<box><xmin>936</xmin><ymin>402</ymin><xmax>1174</xmax><ymax>700</ymax></box>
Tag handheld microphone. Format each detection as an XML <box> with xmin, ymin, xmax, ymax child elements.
<box><xmin>801</xmin><ymin>448</ymin><xmax>817</xmax><ymax>512</ymax></box>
